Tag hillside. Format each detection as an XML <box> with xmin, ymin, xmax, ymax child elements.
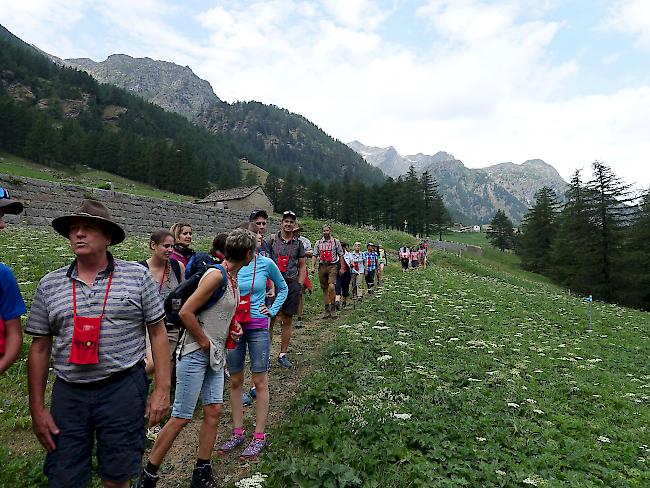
<box><xmin>0</xmin><ymin>27</ymin><xmax>243</xmax><ymax>197</ymax></box>
<box><xmin>64</xmin><ymin>54</ymin><xmax>386</xmax><ymax>184</ymax></box>
<box><xmin>348</xmin><ymin>141</ymin><xmax>568</xmax><ymax>224</ymax></box>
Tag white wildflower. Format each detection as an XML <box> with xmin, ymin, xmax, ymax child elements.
<box><xmin>532</xmin><ymin>409</ymin><xmax>545</xmax><ymax>415</ymax></box>
<box><xmin>393</xmin><ymin>340</ymin><xmax>409</xmax><ymax>346</ymax></box>
<box><xmin>597</xmin><ymin>436</ymin><xmax>610</xmax><ymax>443</ymax></box>
<box><xmin>235</xmin><ymin>472</ymin><xmax>268</xmax><ymax>488</ymax></box>
<box><xmin>377</xmin><ymin>355</ymin><xmax>392</xmax><ymax>362</ymax></box>
<box><xmin>475</xmin><ymin>436</ymin><xmax>487</xmax><ymax>442</ymax></box>
<box><xmin>391</xmin><ymin>412</ymin><xmax>412</xmax><ymax>420</ymax></box>
<box><xmin>507</xmin><ymin>402</ymin><xmax>520</xmax><ymax>408</ymax></box>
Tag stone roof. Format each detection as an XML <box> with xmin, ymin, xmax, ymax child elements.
<box><xmin>197</xmin><ymin>186</ymin><xmax>262</xmax><ymax>203</ymax></box>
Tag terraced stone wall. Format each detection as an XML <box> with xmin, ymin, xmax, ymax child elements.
<box><xmin>0</xmin><ymin>175</ymin><xmax>279</xmax><ymax>237</ymax></box>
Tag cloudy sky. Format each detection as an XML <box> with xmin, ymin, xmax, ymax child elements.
<box><xmin>3</xmin><ymin>0</ymin><xmax>650</xmax><ymax>188</ymax></box>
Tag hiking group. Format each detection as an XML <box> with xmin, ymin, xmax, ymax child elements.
<box><xmin>399</xmin><ymin>242</ymin><xmax>428</xmax><ymax>271</ymax></box>
<box><xmin>0</xmin><ymin>193</ymin><xmax>388</xmax><ymax>488</ymax></box>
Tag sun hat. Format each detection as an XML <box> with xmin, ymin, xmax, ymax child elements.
<box><xmin>248</xmin><ymin>208</ymin><xmax>268</xmax><ymax>221</ymax></box>
<box><xmin>51</xmin><ymin>199</ymin><xmax>126</xmax><ymax>245</ymax></box>
<box><xmin>0</xmin><ymin>187</ymin><xmax>24</xmax><ymax>215</ymax></box>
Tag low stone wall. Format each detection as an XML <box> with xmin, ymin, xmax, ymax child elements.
<box><xmin>427</xmin><ymin>240</ymin><xmax>483</xmax><ymax>257</ymax></box>
<box><xmin>0</xmin><ymin>174</ymin><xmax>278</xmax><ymax>237</ymax></box>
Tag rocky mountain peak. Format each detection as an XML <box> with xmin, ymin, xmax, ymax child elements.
<box><xmin>64</xmin><ymin>54</ymin><xmax>222</xmax><ymax>120</ymax></box>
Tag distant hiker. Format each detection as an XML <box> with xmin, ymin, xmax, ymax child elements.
<box><xmin>169</xmin><ymin>222</ymin><xmax>195</xmax><ymax>267</ymax></box>
<box><xmin>0</xmin><ymin>188</ymin><xmax>26</xmax><ymax>375</ymax></box>
<box><xmin>349</xmin><ymin>242</ymin><xmax>365</xmax><ymax>301</ymax></box>
<box><xmin>139</xmin><ymin>229</ymin><xmax>185</xmax><ymax>375</ymax></box>
<box><xmin>399</xmin><ymin>246</ymin><xmax>410</xmax><ymax>271</ymax></box>
<box><xmin>410</xmin><ymin>246</ymin><xmax>420</xmax><ymax>269</ymax></box>
<box><xmin>268</xmin><ymin>211</ymin><xmax>306</xmax><ymax>369</ymax></box>
<box><xmin>220</xmin><ymin>223</ymin><xmax>287</xmax><ymax>461</ymax></box>
<box><xmin>26</xmin><ymin>200</ymin><xmax>170</xmax><ymax>488</ymax></box>
<box><xmin>312</xmin><ymin>225</ymin><xmax>345</xmax><ymax>318</ymax></box>
<box><xmin>363</xmin><ymin>243</ymin><xmax>378</xmax><ymax>294</ymax></box>
<box><xmin>377</xmin><ymin>245</ymin><xmax>387</xmax><ymax>285</ymax></box>
<box><xmin>418</xmin><ymin>244</ymin><xmax>427</xmax><ymax>268</ymax></box>
<box><xmin>136</xmin><ymin>228</ymin><xmax>251</xmax><ymax>488</ymax></box>
<box><xmin>335</xmin><ymin>241</ymin><xmax>352</xmax><ymax>309</ymax></box>
<box><xmin>293</xmin><ymin>223</ymin><xmax>312</xmax><ymax>329</ymax></box>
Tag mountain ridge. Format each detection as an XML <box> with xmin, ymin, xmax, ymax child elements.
<box><xmin>64</xmin><ymin>54</ymin><xmax>385</xmax><ymax>184</ymax></box>
<box><xmin>347</xmin><ymin>141</ymin><xmax>567</xmax><ymax>224</ymax></box>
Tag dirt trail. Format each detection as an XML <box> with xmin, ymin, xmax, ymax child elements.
<box><xmin>153</xmin><ymin>303</ymin><xmax>347</xmax><ymax>487</ymax></box>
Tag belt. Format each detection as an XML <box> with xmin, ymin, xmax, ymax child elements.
<box><xmin>57</xmin><ymin>361</ymin><xmax>145</xmax><ymax>389</ymax></box>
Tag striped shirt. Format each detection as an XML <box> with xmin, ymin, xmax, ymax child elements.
<box><xmin>25</xmin><ymin>254</ymin><xmax>165</xmax><ymax>383</ymax></box>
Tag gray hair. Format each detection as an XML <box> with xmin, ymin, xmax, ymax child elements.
<box><xmin>225</xmin><ymin>228</ymin><xmax>256</xmax><ymax>262</ymax></box>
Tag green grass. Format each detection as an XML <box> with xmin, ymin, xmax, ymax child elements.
<box><xmin>0</xmin><ymin>222</ymin><xmax>414</xmax><ymax>487</ymax></box>
<box><xmin>259</xmin><ymin>253</ymin><xmax>650</xmax><ymax>486</ymax></box>
<box><xmin>0</xmin><ymin>152</ymin><xmax>194</xmax><ymax>202</ymax></box>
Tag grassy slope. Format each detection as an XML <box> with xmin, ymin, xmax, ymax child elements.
<box><xmin>259</xmin><ymin>239</ymin><xmax>649</xmax><ymax>487</ymax></box>
<box><xmin>0</xmin><ymin>222</ymin><xmax>416</xmax><ymax>487</ymax></box>
<box><xmin>0</xmin><ymin>152</ymin><xmax>194</xmax><ymax>202</ymax></box>
<box><xmin>241</xmin><ymin>160</ymin><xmax>270</xmax><ymax>186</ymax></box>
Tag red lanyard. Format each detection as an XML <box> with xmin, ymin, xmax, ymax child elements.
<box><xmin>246</xmin><ymin>256</ymin><xmax>257</xmax><ymax>296</ymax></box>
<box><xmin>158</xmin><ymin>263</ymin><xmax>167</xmax><ymax>292</ymax></box>
<box><xmin>72</xmin><ymin>273</ymin><xmax>113</xmax><ymax>320</ymax></box>
<box><xmin>277</xmin><ymin>234</ymin><xmax>294</xmax><ymax>259</ymax></box>
<box><xmin>222</xmin><ymin>262</ymin><xmax>239</xmax><ymax>300</ymax></box>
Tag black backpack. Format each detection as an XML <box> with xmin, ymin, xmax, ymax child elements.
<box><xmin>163</xmin><ymin>263</ymin><xmax>228</xmax><ymax>329</ymax></box>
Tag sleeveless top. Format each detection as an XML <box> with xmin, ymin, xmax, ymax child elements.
<box><xmin>180</xmin><ymin>268</ymin><xmax>239</xmax><ymax>368</ymax></box>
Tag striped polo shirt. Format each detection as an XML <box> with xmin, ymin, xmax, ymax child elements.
<box><xmin>25</xmin><ymin>254</ymin><xmax>165</xmax><ymax>383</ymax></box>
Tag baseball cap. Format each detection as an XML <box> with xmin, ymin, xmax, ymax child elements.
<box><xmin>248</xmin><ymin>208</ymin><xmax>268</xmax><ymax>221</ymax></box>
<box><xmin>0</xmin><ymin>187</ymin><xmax>24</xmax><ymax>215</ymax></box>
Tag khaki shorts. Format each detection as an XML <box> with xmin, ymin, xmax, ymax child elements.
<box><xmin>318</xmin><ymin>263</ymin><xmax>337</xmax><ymax>289</ymax></box>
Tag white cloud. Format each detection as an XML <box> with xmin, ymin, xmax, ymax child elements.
<box><xmin>603</xmin><ymin>0</ymin><xmax>650</xmax><ymax>49</ymax></box>
<box><xmin>2</xmin><ymin>0</ymin><xmax>649</xmax><ymax>188</ymax></box>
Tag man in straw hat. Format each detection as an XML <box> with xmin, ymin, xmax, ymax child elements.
<box><xmin>0</xmin><ymin>187</ymin><xmax>27</xmax><ymax>375</ymax></box>
<box><xmin>26</xmin><ymin>199</ymin><xmax>170</xmax><ymax>488</ymax></box>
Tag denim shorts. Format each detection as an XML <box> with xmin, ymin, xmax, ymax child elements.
<box><xmin>45</xmin><ymin>365</ymin><xmax>147</xmax><ymax>486</ymax></box>
<box><xmin>226</xmin><ymin>327</ymin><xmax>270</xmax><ymax>374</ymax></box>
<box><xmin>171</xmin><ymin>349</ymin><xmax>225</xmax><ymax>419</ymax></box>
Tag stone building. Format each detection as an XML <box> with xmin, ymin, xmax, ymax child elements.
<box><xmin>196</xmin><ymin>186</ymin><xmax>273</xmax><ymax>214</ymax></box>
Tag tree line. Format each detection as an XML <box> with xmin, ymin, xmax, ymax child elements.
<box><xmin>0</xmin><ymin>38</ymin><xmax>242</xmax><ymax>196</ymax></box>
<box><xmin>514</xmin><ymin>161</ymin><xmax>649</xmax><ymax>310</ymax></box>
<box><xmin>262</xmin><ymin>165</ymin><xmax>452</xmax><ymax>236</ymax></box>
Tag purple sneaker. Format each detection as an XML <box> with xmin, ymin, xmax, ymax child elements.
<box><xmin>240</xmin><ymin>435</ymin><xmax>267</xmax><ymax>461</ymax></box>
<box><xmin>217</xmin><ymin>432</ymin><xmax>246</xmax><ymax>455</ymax></box>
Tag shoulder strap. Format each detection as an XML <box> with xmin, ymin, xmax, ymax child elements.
<box><xmin>169</xmin><ymin>259</ymin><xmax>181</xmax><ymax>282</ymax></box>
<box><xmin>138</xmin><ymin>260</ymin><xmax>149</xmax><ymax>269</ymax></box>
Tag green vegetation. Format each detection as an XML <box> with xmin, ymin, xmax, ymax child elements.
<box><xmin>0</xmin><ymin>36</ymin><xmax>241</xmax><ymax>197</ymax></box>
<box><xmin>261</xmin><ymin>249</ymin><xmax>650</xmax><ymax>487</ymax></box>
<box><xmin>0</xmin><ymin>152</ymin><xmax>194</xmax><ymax>202</ymax></box>
<box><xmin>516</xmin><ymin>162</ymin><xmax>650</xmax><ymax>310</ymax></box>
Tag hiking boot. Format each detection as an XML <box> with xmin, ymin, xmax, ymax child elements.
<box><xmin>294</xmin><ymin>319</ymin><xmax>304</xmax><ymax>329</ymax></box>
<box><xmin>191</xmin><ymin>463</ymin><xmax>218</xmax><ymax>488</ymax></box>
<box><xmin>335</xmin><ymin>301</ymin><xmax>342</xmax><ymax>311</ymax></box>
<box><xmin>218</xmin><ymin>432</ymin><xmax>246</xmax><ymax>455</ymax></box>
<box><xmin>249</xmin><ymin>386</ymin><xmax>257</xmax><ymax>398</ymax></box>
<box><xmin>321</xmin><ymin>305</ymin><xmax>331</xmax><ymax>319</ymax></box>
<box><xmin>330</xmin><ymin>305</ymin><xmax>338</xmax><ymax>318</ymax></box>
<box><xmin>134</xmin><ymin>468</ymin><xmax>159</xmax><ymax>488</ymax></box>
<box><xmin>278</xmin><ymin>355</ymin><xmax>293</xmax><ymax>369</ymax></box>
<box><xmin>240</xmin><ymin>435</ymin><xmax>267</xmax><ymax>461</ymax></box>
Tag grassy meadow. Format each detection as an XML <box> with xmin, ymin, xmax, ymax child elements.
<box><xmin>258</xmin><ymin>241</ymin><xmax>649</xmax><ymax>486</ymax></box>
<box><xmin>0</xmin><ymin>222</ymin><xmax>647</xmax><ymax>487</ymax></box>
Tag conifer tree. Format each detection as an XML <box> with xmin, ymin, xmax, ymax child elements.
<box><xmin>517</xmin><ymin>187</ymin><xmax>559</xmax><ymax>273</ymax></box>
<box><xmin>487</xmin><ymin>209</ymin><xmax>515</xmax><ymax>251</ymax></box>
<box><xmin>430</xmin><ymin>191</ymin><xmax>452</xmax><ymax>241</ymax></box>
<box><xmin>584</xmin><ymin>161</ymin><xmax>636</xmax><ymax>302</ymax></box>
<box><xmin>620</xmin><ymin>189</ymin><xmax>650</xmax><ymax>309</ymax></box>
